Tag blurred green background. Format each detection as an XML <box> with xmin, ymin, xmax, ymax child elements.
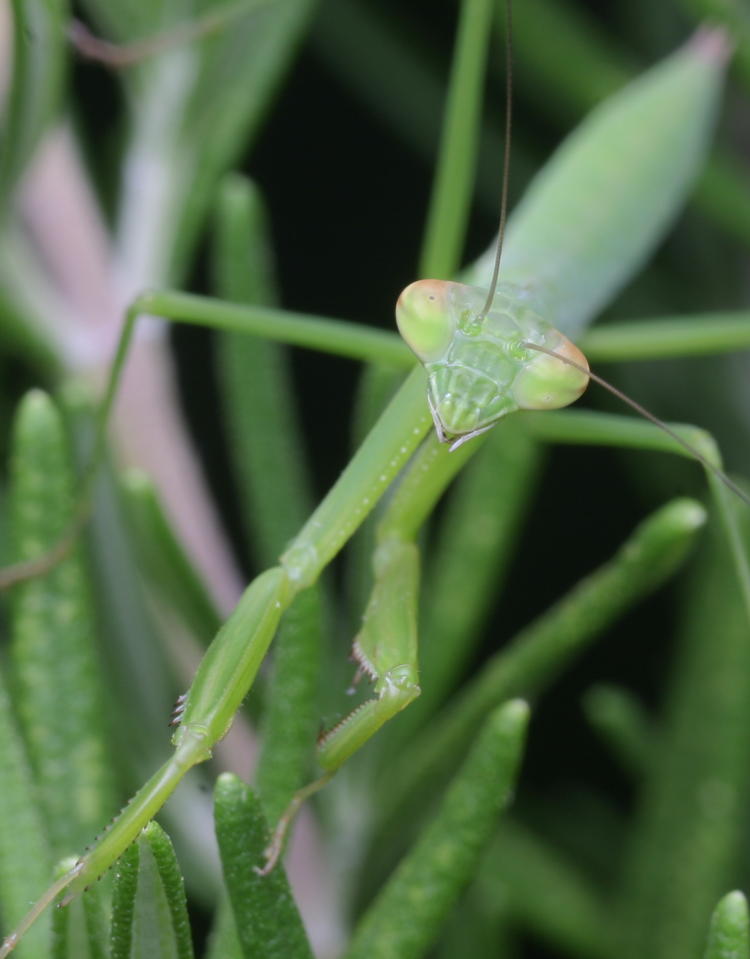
<box><xmin>1</xmin><ymin>1</ymin><xmax>750</xmax><ymax>957</ymax></box>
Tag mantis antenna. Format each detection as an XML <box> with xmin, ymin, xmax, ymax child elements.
<box><xmin>478</xmin><ymin>0</ymin><xmax>514</xmax><ymax>321</ymax></box>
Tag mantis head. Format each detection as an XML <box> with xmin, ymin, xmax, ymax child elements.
<box><xmin>396</xmin><ymin>278</ymin><xmax>590</xmax><ymax>446</ymax></box>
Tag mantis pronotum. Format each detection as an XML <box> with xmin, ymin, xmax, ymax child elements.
<box><xmin>1</xmin><ymin>4</ymin><xmax>749</xmax><ymax>956</ymax></box>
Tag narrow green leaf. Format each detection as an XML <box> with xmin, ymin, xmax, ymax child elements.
<box><xmin>122</xmin><ymin>469</ymin><xmax>222</xmax><ymax>643</ymax></box>
<box><xmin>109</xmin><ymin>841</ymin><xmax>139</xmax><ymax>959</ymax></box>
<box><xmin>213</xmin><ymin>773</ymin><xmax>314</xmax><ymax>959</ymax></box>
<box><xmin>213</xmin><ymin>174</ymin><xmax>313</xmax><ymax>560</ymax></box>
<box><xmin>0</xmin><ymin>0</ymin><xmax>68</xmax><ymax>202</ymax></box>
<box><xmin>9</xmin><ymin>389</ymin><xmax>115</xmax><ymax>855</ymax></box>
<box><xmin>256</xmin><ymin>587</ymin><xmax>322</xmax><ymax>821</ymax></box>
<box><xmin>345</xmin><ymin>700</ymin><xmax>529</xmax><ymax>959</ymax></box>
<box><xmin>704</xmin><ymin>891</ymin><xmax>750</xmax><ymax>959</ymax></box>
<box><xmin>172</xmin><ymin>0</ymin><xmax>317</xmax><ymax>279</ymax></box>
<box><xmin>51</xmin><ymin>856</ymin><xmax>107</xmax><ymax>959</ymax></box>
<box><xmin>506</xmin><ymin>0</ymin><xmax>750</xmax><ymax>250</ymax></box>
<box><xmin>505</xmin><ymin>0</ymin><xmax>630</xmax><ymax>117</ymax></box>
<box><xmin>617</xmin><ymin>505</ymin><xmax>750</xmax><ymax>959</ymax></box>
<box><xmin>311</xmin><ymin>0</ymin><xmax>536</xmax><ymax>211</ymax></box>
<box><xmin>140</xmin><ymin>824</ymin><xmax>193</xmax><ymax>959</ymax></box>
<box><xmin>204</xmin><ymin>900</ymin><xmax>242</xmax><ymax>959</ymax></box>
<box><xmin>674</xmin><ymin>0</ymin><xmax>750</xmax><ymax>90</ymax></box>
<box><xmin>109</xmin><ymin>823</ymin><xmax>194</xmax><ymax>959</ymax></box>
<box><xmin>0</xmin><ymin>663</ymin><xmax>51</xmax><ymax>959</ymax></box>
<box><xmin>481</xmin><ymin>825</ymin><xmax>608</xmax><ymax>959</ymax></box>
<box><xmin>579</xmin><ymin>311</ymin><xmax>750</xmax><ymax>363</ymax></box>
<box><xmin>380</xmin><ymin>498</ymin><xmax>706</xmax><ymax>831</ymax></box>
<box><xmin>213</xmin><ymin>175</ymin><xmax>322</xmax><ymax>816</ymax></box>
<box><xmin>583</xmin><ymin>684</ymin><xmax>653</xmax><ymax>779</ymax></box>
<box><xmin>77</xmin><ymin>0</ymin><xmax>173</xmax><ymax>44</ymax></box>
<box><xmin>418</xmin><ymin>0</ymin><xmax>496</xmax><ymax>278</ymax></box>
<box><xmin>436</xmin><ymin>885</ymin><xmax>514</xmax><ymax>959</ymax></box>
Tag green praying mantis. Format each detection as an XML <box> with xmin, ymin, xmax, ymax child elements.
<box><xmin>2</xmin><ymin>4</ymin><xmax>750</xmax><ymax>956</ymax></box>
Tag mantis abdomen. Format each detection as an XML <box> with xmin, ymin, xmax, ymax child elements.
<box><xmin>465</xmin><ymin>30</ymin><xmax>728</xmax><ymax>337</ymax></box>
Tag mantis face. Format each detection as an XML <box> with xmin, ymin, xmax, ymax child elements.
<box><xmin>396</xmin><ymin>279</ymin><xmax>590</xmax><ymax>449</ymax></box>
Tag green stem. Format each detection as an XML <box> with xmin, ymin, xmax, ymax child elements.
<box><xmin>418</xmin><ymin>0</ymin><xmax>496</xmax><ymax>278</ymax></box>
<box><xmin>580</xmin><ymin>312</ymin><xmax>750</xmax><ymax>361</ymax></box>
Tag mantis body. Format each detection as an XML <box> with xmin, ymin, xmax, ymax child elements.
<box><xmin>0</xmin><ymin>14</ymin><xmax>747</xmax><ymax>958</ymax></box>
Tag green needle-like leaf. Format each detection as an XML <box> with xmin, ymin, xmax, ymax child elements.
<box><xmin>704</xmin><ymin>891</ymin><xmax>750</xmax><ymax>959</ymax></box>
<box><xmin>583</xmin><ymin>683</ymin><xmax>653</xmax><ymax>779</ymax></box>
<box><xmin>213</xmin><ymin>175</ymin><xmax>322</xmax><ymax>817</ymax></box>
<box><xmin>109</xmin><ymin>823</ymin><xmax>193</xmax><ymax>959</ymax></box>
<box><xmin>213</xmin><ymin>174</ymin><xmax>313</xmax><ymax>561</ymax></box>
<box><xmin>9</xmin><ymin>390</ymin><xmax>115</xmax><ymax>855</ymax></box>
<box><xmin>122</xmin><ymin>469</ymin><xmax>222</xmax><ymax>643</ymax></box>
<box><xmin>213</xmin><ymin>773</ymin><xmax>314</xmax><ymax>959</ymax></box>
<box><xmin>480</xmin><ymin>825</ymin><xmax>609</xmax><ymax>959</ymax></box>
<box><xmin>345</xmin><ymin>700</ymin><xmax>529</xmax><ymax>959</ymax></box>
<box><xmin>0</xmin><ymin>663</ymin><xmax>51</xmax><ymax>959</ymax></box>
<box><xmin>380</xmin><ymin>497</ymin><xmax>705</xmax><ymax>831</ymax></box>
<box><xmin>0</xmin><ymin>0</ymin><xmax>68</xmax><ymax>204</ymax></box>
<box><xmin>50</xmin><ymin>857</ymin><xmax>107</xmax><ymax>959</ymax></box>
<box><xmin>617</xmin><ymin>503</ymin><xmax>750</xmax><ymax>959</ymax></box>
<box><xmin>172</xmin><ymin>0</ymin><xmax>317</xmax><ymax>279</ymax></box>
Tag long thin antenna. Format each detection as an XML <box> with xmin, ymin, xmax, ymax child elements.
<box><xmin>521</xmin><ymin>340</ymin><xmax>750</xmax><ymax>508</ymax></box>
<box><xmin>479</xmin><ymin>0</ymin><xmax>514</xmax><ymax>320</ymax></box>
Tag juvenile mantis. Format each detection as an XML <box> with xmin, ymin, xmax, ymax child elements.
<box><xmin>1</xmin><ymin>2</ymin><xmax>750</xmax><ymax>956</ymax></box>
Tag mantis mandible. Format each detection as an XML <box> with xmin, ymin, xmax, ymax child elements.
<box><xmin>1</xmin><ymin>9</ymin><xmax>748</xmax><ymax>956</ymax></box>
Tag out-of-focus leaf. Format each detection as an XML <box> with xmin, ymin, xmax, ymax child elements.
<box><xmin>213</xmin><ymin>174</ymin><xmax>322</xmax><ymax>819</ymax></box>
<box><xmin>213</xmin><ymin>174</ymin><xmax>312</xmax><ymax>562</ymax></box>
<box><xmin>122</xmin><ymin>469</ymin><xmax>222</xmax><ymax>643</ymax></box>
<box><xmin>481</xmin><ymin>824</ymin><xmax>609</xmax><ymax>959</ymax></box>
<box><xmin>9</xmin><ymin>390</ymin><xmax>116</xmax><ymax>855</ymax></box>
<box><xmin>0</xmin><ymin>0</ymin><xmax>68</xmax><ymax>202</ymax></box>
<box><xmin>170</xmin><ymin>0</ymin><xmax>316</xmax><ymax>278</ymax></box>
<box><xmin>0</xmin><ymin>662</ymin><xmax>51</xmax><ymax>959</ymax></box>
<box><xmin>617</xmin><ymin>504</ymin><xmax>750</xmax><ymax>959</ymax></box>
<box><xmin>704</xmin><ymin>891</ymin><xmax>750</xmax><ymax>959</ymax></box>
<box><xmin>345</xmin><ymin>700</ymin><xmax>529</xmax><ymax>959</ymax></box>
<box><xmin>379</xmin><ymin>498</ymin><xmax>705</xmax><ymax>834</ymax></box>
<box><xmin>77</xmin><ymin>0</ymin><xmax>182</xmax><ymax>45</ymax></box>
<box><xmin>583</xmin><ymin>684</ymin><xmax>653</xmax><ymax>779</ymax></box>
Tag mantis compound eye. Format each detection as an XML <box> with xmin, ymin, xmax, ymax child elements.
<box><xmin>396</xmin><ymin>279</ymin><xmax>456</xmax><ymax>363</ymax></box>
<box><xmin>512</xmin><ymin>332</ymin><xmax>590</xmax><ymax>411</ymax></box>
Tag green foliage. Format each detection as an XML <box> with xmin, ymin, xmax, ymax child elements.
<box><xmin>704</xmin><ymin>891</ymin><xmax>750</xmax><ymax>959</ymax></box>
<box><xmin>109</xmin><ymin>823</ymin><xmax>194</xmax><ymax>959</ymax></box>
<box><xmin>0</xmin><ymin>0</ymin><xmax>68</xmax><ymax>203</ymax></box>
<box><xmin>0</xmin><ymin>2</ymin><xmax>749</xmax><ymax>958</ymax></box>
<box><xmin>51</xmin><ymin>857</ymin><xmax>107</xmax><ymax>959</ymax></box>
<box><xmin>9</xmin><ymin>391</ymin><xmax>115</xmax><ymax>854</ymax></box>
<box><xmin>213</xmin><ymin>774</ymin><xmax>313</xmax><ymax>958</ymax></box>
<box><xmin>345</xmin><ymin>700</ymin><xmax>529</xmax><ymax>959</ymax></box>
